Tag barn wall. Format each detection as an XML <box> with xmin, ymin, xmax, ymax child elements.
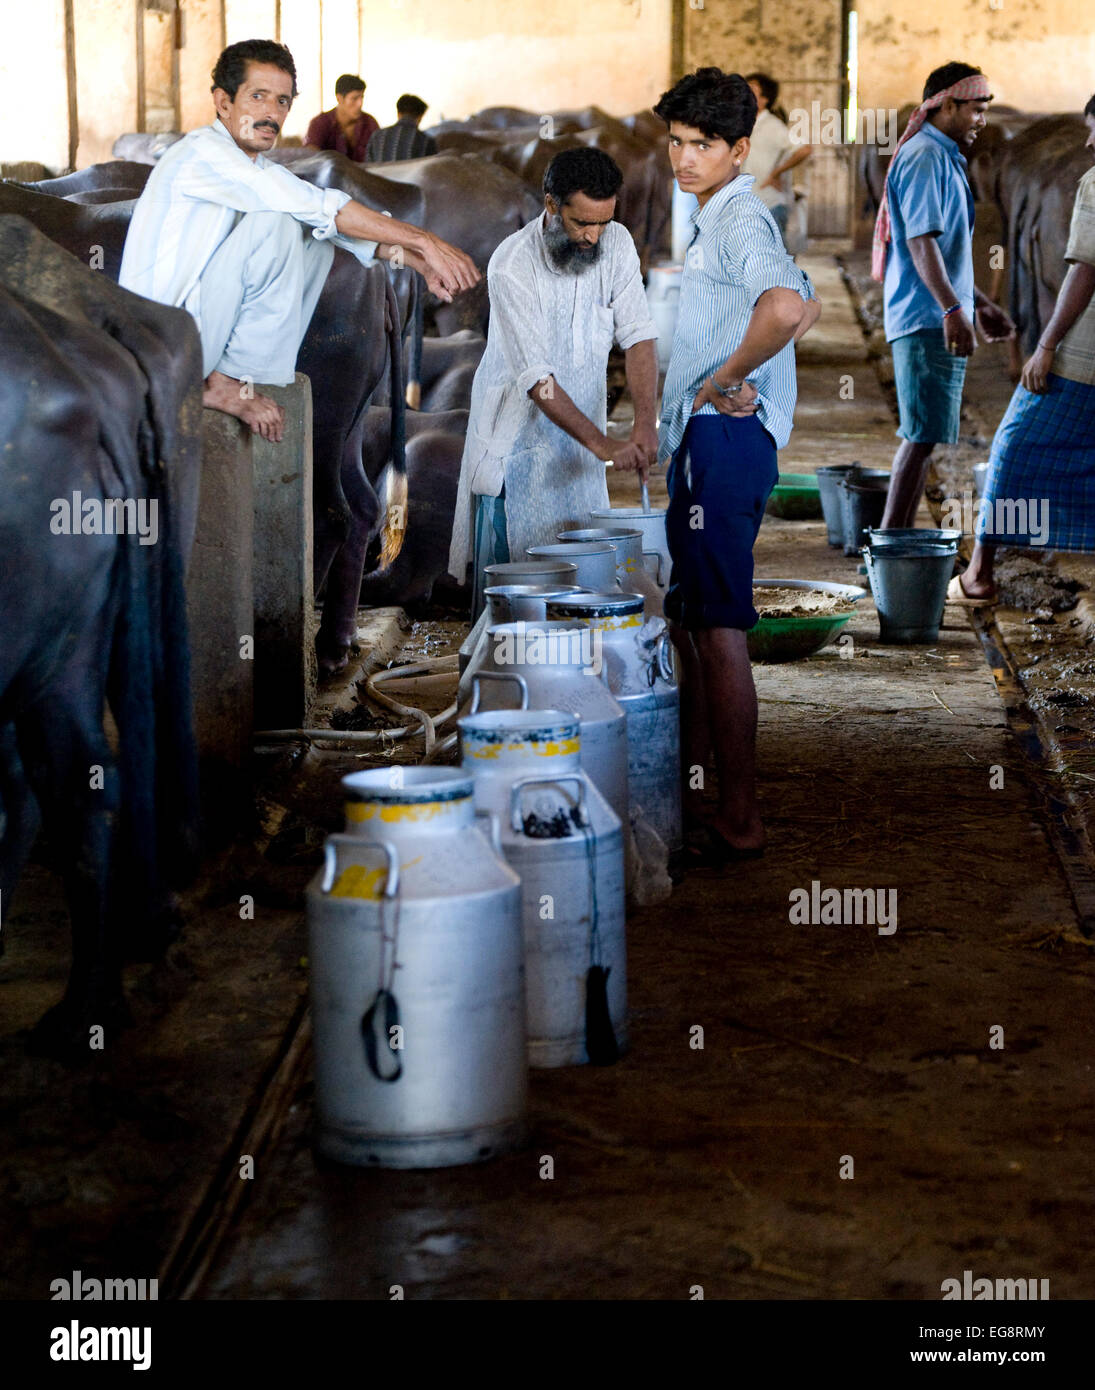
<box><xmin>73</xmin><ymin>0</ymin><xmax>139</xmax><ymax>166</ymax></box>
<box><xmin>0</xmin><ymin>6</ymin><xmax>71</xmax><ymax>170</ymax></box>
<box><xmin>856</xmin><ymin>0</ymin><xmax>1095</xmax><ymax>117</ymax></box>
<box><xmin>354</xmin><ymin>0</ymin><xmax>674</xmax><ymax>128</ymax></box>
<box><xmin>179</xmin><ymin>0</ymin><xmax>225</xmax><ymax>133</ymax></box>
<box><xmin>680</xmin><ymin>0</ymin><xmax>845</xmax><ymax>116</ymax></box>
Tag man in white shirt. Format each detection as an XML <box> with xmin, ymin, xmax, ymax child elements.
<box><xmin>120</xmin><ymin>39</ymin><xmax>478</xmax><ymax>442</ymax></box>
<box><xmin>742</xmin><ymin>72</ymin><xmax>812</xmax><ymax>244</ymax></box>
<box><xmin>447</xmin><ymin>147</ymin><xmax>659</xmax><ymax>614</ymax></box>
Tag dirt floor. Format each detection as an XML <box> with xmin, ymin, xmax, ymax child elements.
<box><xmin>2</xmin><ymin>253</ymin><xmax>1093</xmax><ymax>1303</ymax></box>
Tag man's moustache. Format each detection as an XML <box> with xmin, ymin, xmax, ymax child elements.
<box><xmin>254</xmin><ymin>123</ymin><xmax>279</xmax><ymax>133</ymax></box>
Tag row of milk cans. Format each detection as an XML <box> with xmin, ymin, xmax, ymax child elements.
<box><xmin>307</xmin><ymin>519</ymin><xmax>681</xmax><ymax>1169</ymax></box>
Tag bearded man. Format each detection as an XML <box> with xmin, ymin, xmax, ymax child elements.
<box><xmin>447</xmin><ymin>147</ymin><xmax>658</xmax><ymax>615</ymax></box>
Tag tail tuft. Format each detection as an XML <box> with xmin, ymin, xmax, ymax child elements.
<box><xmin>378</xmin><ymin>466</ymin><xmax>408</xmax><ymax>568</ymax></box>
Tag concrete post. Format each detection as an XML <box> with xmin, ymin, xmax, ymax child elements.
<box><xmin>187</xmin><ymin>408</ymin><xmax>254</xmax><ymax>836</ymax></box>
<box><xmin>251</xmin><ymin>373</ymin><xmax>317</xmax><ymax>731</ymax></box>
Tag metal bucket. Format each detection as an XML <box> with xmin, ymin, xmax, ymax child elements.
<box><xmin>556</xmin><ymin>526</ymin><xmax>663</xmax><ymax>614</ymax></box>
<box><xmin>306</xmin><ymin>767</ymin><xmax>526</xmax><ymax>1168</ymax></box>
<box><xmin>484</xmin><ymin>584</ymin><xmax>585</xmax><ymax>625</ymax></box>
<box><xmin>471</xmin><ymin>621</ymin><xmax>630</xmax><ymax>834</ymax></box>
<box><xmin>484</xmin><ymin>558</ymin><xmax>579</xmax><ymax>590</ymax></box>
<box><xmin>817</xmin><ymin>464</ymin><xmax>858</xmax><ymax>546</ymax></box>
<box><xmin>459</xmin><ymin>709</ymin><xmax>627</xmax><ymax>1068</ymax></box>
<box><xmin>526</xmin><ymin>541</ymin><xmax>618</xmax><ymax>593</ymax></box>
<box><xmin>866</xmin><ymin>528</ymin><xmax>961</xmax><ymax>550</ymax></box>
<box><xmin>546</xmin><ymin>592</ymin><xmax>682</xmax><ymax>854</ymax></box>
<box><xmin>589</xmin><ymin>506</ymin><xmax>670</xmax><ymax>587</ymax></box>
<box><xmin>863</xmin><ymin>543</ymin><xmax>957</xmax><ymax>644</ymax></box>
<box><xmin>839</xmin><ymin>470</ymin><xmax>891</xmax><ymax>555</ymax></box>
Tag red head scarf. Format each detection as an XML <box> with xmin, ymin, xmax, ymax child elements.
<box><xmin>871</xmin><ymin>73</ymin><xmax>992</xmax><ymax>282</ymax></box>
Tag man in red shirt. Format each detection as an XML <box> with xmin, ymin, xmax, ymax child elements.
<box><xmin>305</xmin><ymin>74</ymin><xmax>379</xmax><ymax>162</ymax></box>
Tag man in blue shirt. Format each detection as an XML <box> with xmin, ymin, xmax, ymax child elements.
<box><xmin>874</xmin><ymin>62</ymin><xmax>1015</xmax><ymax>527</ymax></box>
<box><xmin>654</xmin><ymin>68</ymin><xmax>821</xmax><ymax>861</ymax></box>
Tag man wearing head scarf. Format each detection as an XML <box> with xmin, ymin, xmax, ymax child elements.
<box><xmin>872</xmin><ymin>61</ymin><xmax>1015</xmax><ymax>528</ymax></box>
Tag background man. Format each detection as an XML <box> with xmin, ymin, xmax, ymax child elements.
<box><xmin>743</xmin><ymin>72</ymin><xmax>812</xmax><ymax>246</ymax></box>
<box><xmin>447</xmin><ymin>147</ymin><xmax>658</xmax><ymax>617</ymax></box>
<box><xmin>366</xmin><ymin>94</ymin><xmax>438</xmax><ymax>163</ymax></box>
<box><xmin>654</xmin><ymin>67</ymin><xmax>820</xmax><ymax>861</ymax></box>
<box><xmin>872</xmin><ymin>61</ymin><xmax>1015</xmax><ymax>528</ymax></box>
<box><xmin>305</xmin><ymin>73</ymin><xmax>378</xmax><ymax>162</ymax></box>
<box><xmin>954</xmin><ymin>96</ymin><xmax>1095</xmax><ymax>605</ymax></box>
<box><xmin>120</xmin><ymin>40</ymin><xmax>478</xmax><ymax>442</ymax></box>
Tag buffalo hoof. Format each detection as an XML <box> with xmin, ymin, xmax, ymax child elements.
<box><xmin>318</xmin><ymin>649</ymin><xmax>350</xmax><ymax>682</ymax></box>
<box><xmin>27</xmin><ymin>986</ymin><xmax>133</xmax><ymax>1063</ymax></box>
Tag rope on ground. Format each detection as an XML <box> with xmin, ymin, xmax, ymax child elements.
<box><xmin>254</xmin><ymin>653</ymin><xmax>460</xmax><ymax>755</ymax></box>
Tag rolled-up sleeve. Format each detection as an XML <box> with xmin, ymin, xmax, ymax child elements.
<box><xmin>893</xmin><ymin>147</ymin><xmax>945</xmax><ymax>240</ymax></box>
<box><xmin>178</xmin><ymin>138</ymin><xmax>353</xmax><ymax>240</ymax></box>
<box><xmin>489</xmin><ymin>269</ymin><xmax>559</xmax><ymax>395</ymax></box>
<box><xmin>1065</xmin><ymin>170</ymin><xmax>1095</xmax><ymax>266</ymax></box>
<box><xmin>722</xmin><ymin>207</ymin><xmax>813</xmax><ymax>307</ymax></box>
<box><xmin>610</xmin><ymin>233</ymin><xmax>657</xmax><ymax>350</ymax></box>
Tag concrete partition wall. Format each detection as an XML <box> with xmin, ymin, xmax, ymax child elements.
<box><xmin>251</xmin><ymin>374</ymin><xmax>316</xmax><ymax>731</ymax></box>
<box><xmin>189</xmin><ymin>409</ymin><xmax>254</xmax><ymax>832</ymax></box>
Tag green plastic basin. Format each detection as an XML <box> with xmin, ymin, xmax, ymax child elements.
<box><xmin>765</xmin><ymin>473</ymin><xmax>822</xmax><ymax>520</ymax></box>
<box><xmin>747</xmin><ymin>579</ymin><xmax>869</xmax><ymax>663</ymax></box>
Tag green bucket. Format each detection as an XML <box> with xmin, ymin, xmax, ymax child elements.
<box><xmin>765</xmin><ymin>473</ymin><xmax>822</xmax><ymax>521</ymax></box>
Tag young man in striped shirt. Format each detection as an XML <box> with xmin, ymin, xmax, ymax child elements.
<box><xmin>654</xmin><ymin>68</ymin><xmax>821</xmax><ymax>861</ymax></box>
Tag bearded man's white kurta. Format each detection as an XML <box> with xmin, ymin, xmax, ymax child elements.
<box><xmin>447</xmin><ymin>214</ymin><xmax>657</xmax><ymax>580</ymax></box>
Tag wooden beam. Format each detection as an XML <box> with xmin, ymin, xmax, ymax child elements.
<box><xmin>63</xmin><ymin>0</ymin><xmax>79</xmax><ymax>170</ymax></box>
<box><xmin>671</xmin><ymin>0</ymin><xmax>686</xmax><ymax>83</ymax></box>
<box><xmin>135</xmin><ymin>0</ymin><xmax>147</xmax><ymax>132</ymax></box>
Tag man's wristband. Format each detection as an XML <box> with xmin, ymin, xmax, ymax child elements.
<box><xmin>711</xmin><ymin>377</ymin><xmax>743</xmax><ymax>397</ymax></box>
<box><xmin>942</xmin><ymin>303</ymin><xmax>963</xmax><ymax>319</ymax></box>
<box><xmin>1037</xmin><ymin>341</ymin><xmax>1057</xmax><ymax>353</ymax></box>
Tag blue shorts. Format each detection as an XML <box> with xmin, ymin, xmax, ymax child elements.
<box><xmin>664</xmin><ymin>414</ymin><xmax>779</xmax><ymax>631</ymax></box>
<box><xmin>892</xmin><ymin>327</ymin><xmax>967</xmax><ymax>444</ymax></box>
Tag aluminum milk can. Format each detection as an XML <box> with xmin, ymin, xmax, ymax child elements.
<box><xmin>459</xmin><ymin>708</ymin><xmax>628</xmax><ymax>1067</ymax></box>
<box><xmin>306</xmin><ymin>766</ymin><xmax>526</xmax><ymax>1169</ymax></box>
<box><xmin>547</xmin><ymin>592</ymin><xmax>682</xmax><ymax>854</ymax></box>
<box><xmin>470</xmin><ymin>620</ymin><xmax>630</xmax><ymax>835</ymax></box>
<box><xmin>525</xmin><ymin>541</ymin><xmax>619</xmax><ymax>593</ymax></box>
<box><xmin>556</xmin><ymin>526</ymin><xmax>663</xmax><ymax>615</ymax></box>
<box><xmin>589</xmin><ymin>506</ymin><xmax>670</xmax><ymax>590</ymax></box>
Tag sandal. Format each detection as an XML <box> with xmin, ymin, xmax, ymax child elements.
<box><xmin>947</xmin><ymin>575</ymin><xmax>999</xmax><ymax>607</ymax></box>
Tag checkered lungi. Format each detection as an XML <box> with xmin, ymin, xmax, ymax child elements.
<box><xmin>978</xmin><ymin>374</ymin><xmax>1095</xmax><ymax>550</ymax></box>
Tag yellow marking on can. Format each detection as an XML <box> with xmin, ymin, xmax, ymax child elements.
<box><xmin>329</xmin><ymin>864</ymin><xmax>387</xmax><ymax>899</ymax></box>
<box><xmin>344</xmin><ymin>799</ymin><xmax>447</xmax><ymax>823</ymax></box>
<box><xmin>534</xmin><ymin>738</ymin><xmax>581</xmax><ymax>756</ymax></box>
<box><xmin>329</xmin><ymin>853</ymin><xmax>422</xmax><ymax>899</ymax></box>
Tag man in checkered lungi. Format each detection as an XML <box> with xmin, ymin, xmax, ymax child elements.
<box><xmin>952</xmin><ymin>96</ymin><xmax>1095</xmax><ymax>604</ymax></box>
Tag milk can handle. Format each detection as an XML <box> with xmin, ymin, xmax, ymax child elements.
<box><xmin>469</xmin><ymin>670</ymin><xmax>530</xmax><ymax>713</ymax></box>
<box><xmin>475</xmin><ymin>808</ymin><xmax>505</xmax><ymax>855</ymax></box>
<box><xmin>508</xmin><ymin>773</ymin><xmax>587</xmax><ymax>835</ymax></box>
<box><xmin>654</xmin><ymin>628</ymin><xmax>675</xmax><ymax>685</ymax></box>
<box><xmin>643</xmin><ymin>546</ymin><xmax>667</xmax><ymax>587</ymax></box>
<box><xmin>320</xmin><ymin>836</ymin><xmax>400</xmax><ymax>898</ymax></box>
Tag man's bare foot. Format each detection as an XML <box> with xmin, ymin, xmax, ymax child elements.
<box><xmin>710</xmin><ymin>810</ymin><xmax>767</xmax><ymax>853</ymax></box>
<box><xmin>203</xmin><ymin>370</ymin><xmax>285</xmax><ymax>442</ymax></box>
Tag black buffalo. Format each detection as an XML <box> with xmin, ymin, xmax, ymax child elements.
<box><xmin>0</xmin><ymin>216</ymin><xmax>202</xmax><ymax>1056</ymax></box>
